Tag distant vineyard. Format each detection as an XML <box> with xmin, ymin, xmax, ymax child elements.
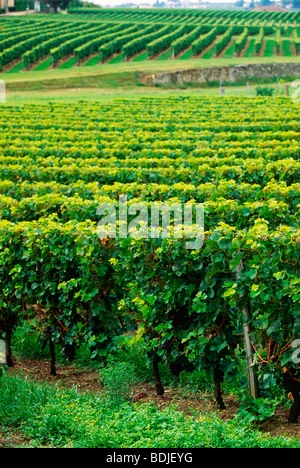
<box><xmin>0</xmin><ymin>8</ymin><xmax>299</xmax><ymax>72</ymax></box>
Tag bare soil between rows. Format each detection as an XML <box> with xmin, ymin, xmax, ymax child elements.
<box><xmin>0</xmin><ymin>356</ymin><xmax>299</xmax><ymax>447</ymax></box>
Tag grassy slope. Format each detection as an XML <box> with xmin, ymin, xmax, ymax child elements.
<box><xmin>6</xmin><ymin>81</ymin><xmax>293</xmax><ymax>106</ymax></box>
<box><xmin>1</xmin><ymin>55</ymin><xmax>299</xmax><ymax>91</ymax></box>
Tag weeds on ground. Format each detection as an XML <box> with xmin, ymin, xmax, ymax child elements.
<box><xmin>0</xmin><ymin>368</ymin><xmax>300</xmax><ymax>448</ymax></box>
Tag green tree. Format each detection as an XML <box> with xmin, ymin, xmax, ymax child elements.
<box><xmin>40</xmin><ymin>0</ymin><xmax>69</xmax><ymax>12</ymax></box>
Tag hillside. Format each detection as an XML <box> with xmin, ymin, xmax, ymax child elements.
<box><xmin>0</xmin><ymin>8</ymin><xmax>299</xmax><ymax>76</ymax></box>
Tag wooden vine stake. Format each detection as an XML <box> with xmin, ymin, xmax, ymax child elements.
<box><xmin>235</xmin><ymin>258</ymin><xmax>259</xmax><ymax>399</ymax></box>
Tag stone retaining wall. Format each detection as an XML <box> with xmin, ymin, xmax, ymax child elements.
<box><xmin>150</xmin><ymin>62</ymin><xmax>300</xmax><ymax>86</ymax></box>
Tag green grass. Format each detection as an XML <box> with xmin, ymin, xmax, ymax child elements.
<box><xmin>179</xmin><ymin>48</ymin><xmax>193</xmax><ymax>60</ymax></box>
<box><xmin>108</xmin><ymin>53</ymin><xmax>124</xmax><ymax>64</ymax></box>
<box><xmin>33</xmin><ymin>57</ymin><xmax>52</xmax><ymax>72</ymax></box>
<box><xmin>202</xmin><ymin>49</ymin><xmax>215</xmax><ymax>59</ymax></box>
<box><xmin>5</xmin><ymin>77</ymin><xmax>293</xmax><ymax>106</ymax></box>
<box><xmin>157</xmin><ymin>48</ymin><xmax>172</xmax><ymax>61</ymax></box>
<box><xmin>84</xmin><ymin>55</ymin><xmax>101</xmax><ymax>67</ymax></box>
<box><xmin>243</xmin><ymin>38</ymin><xmax>256</xmax><ymax>58</ymax></box>
<box><xmin>282</xmin><ymin>39</ymin><xmax>293</xmax><ymax>57</ymax></box>
<box><xmin>59</xmin><ymin>56</ymin><xmax>77</xmax><ymax>69</ymax></box>
<box><xmin>7</xmin><ymin>60</ymin><xmax>25</xmax><ymax>74</ymax></box>
<box><xmin>264</xmin><ymin>39</ymin><xmax>275</xmax><ymax>57</ymax></box>
<box><xmin>132</xmin><ymin>50</ymin><xmax>149</xmax><ymax>62</ymax></box>
<box><xmin>222</xmin><ymin>40</ymin><xmax>237</xmax><ymax>59</ymax></box>
<box><xmin>201</xmin><ymin>42</ymin><xmax>216</xmax><ymax>59</ymax></box>
<box><xmin>0</xmin><ymin>86</ymin><xmax>253</xmax><ymax>106</ymax></box>
<box><xmin>0</xmin><ymin>367</ymin><xmax>299</xmax><ymax>448</ymax></box>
